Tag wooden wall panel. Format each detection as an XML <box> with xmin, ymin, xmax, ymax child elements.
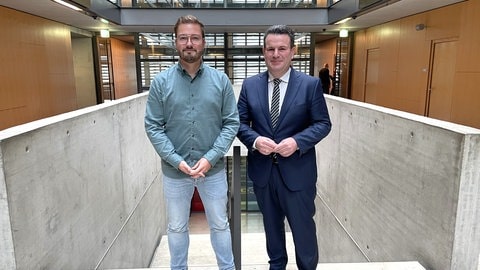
<box><xmin>364</xmin><ymin>48</ymin><xmax>380</xmax><ymax>104</ymax></box>
<box><xmin>452</xmin><ymin>0</ymin><xmax>480</xmax><ymax>129</ymax></box>
<box><xmin>377</xmin><ymin>21</ymin><xmax>400</xmax><ymax>109</ymax></box>
<box><xmin>0</xmin><ymin>9</ymin><xmax>27</xmax><ymax>112</ymax></box>
<box><xmin>451</xmin><ymin>73</ymin><xmax>480</xmax><ymax>128</ymax></box>
<box><xmin>0</xmin><ymin>7</ymin><xmax>77</xmax><ymax>130</ymax></box>
<box><xmin>457</xmin><ymin>0</ymin><xmax>480</xmax><ymax>72</ymax></box>
<box><xmin>349</xmin><ymin>1</ymin><xmax>480</xmax><ymax>129</ymax></box>
<box><xmin>395</xmin><ymin>14</ymin><xmax>430</xmax><ymax>115</ymax></box>
<box><xmin>111</xmin><ymin>38</ymin><xmax>138</xmax><ymax>99</ymax></box>
<box><xmin>351</xmin><ymin>30</ymin><xmax>367</xmax><ymax>101</ymax></box>
<box><xmin>365</xmin><ymin>25</ymin><xmax>381</xmax><ymax>49</ymax></box>
<box><xmin>425</xmin><ymin>3</ymin><xmax>462</xmax><ymax>41</ymax></box>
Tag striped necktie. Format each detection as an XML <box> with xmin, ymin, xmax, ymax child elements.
<box><xmin>271</xmin><ymin>78</ymin><xmax>281</xmax><ymax>129</ymax></box>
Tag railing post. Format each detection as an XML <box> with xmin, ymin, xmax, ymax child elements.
<box><xmin>230</xmin><ymin>146</ymin><xmax>241</xmax><ymax>269</ymax></box>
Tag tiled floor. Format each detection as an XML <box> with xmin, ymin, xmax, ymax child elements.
<box><xmin>149</xmin><ymin>211</ymin><xmax>296</xmax><ymax>269</ymax></box>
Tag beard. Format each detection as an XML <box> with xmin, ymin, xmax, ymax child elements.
<box><xmin>180</xmin><ymin>50</ymin><xmax>202</xmax><ymax>63</ymax></box>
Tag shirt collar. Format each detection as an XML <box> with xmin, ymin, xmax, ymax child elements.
<box><xmin>268</xmin><ymin>67</ymin><xmax>291</xmax><ymax>84</ymax></box>
<box><xmin>177</xmin><ymin>62</ymin><xmax>205</xmax><ymax>77</ymax></box>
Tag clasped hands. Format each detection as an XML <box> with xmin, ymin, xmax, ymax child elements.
<box><xmin>178</xmin><ymin>157</ymin><xmax>211</xmax><ymax>179</ymax></box>
<box><xmin>255</xmin><ymin>136</ymin><xmax>297</xmax><ymax>157</ymax></box>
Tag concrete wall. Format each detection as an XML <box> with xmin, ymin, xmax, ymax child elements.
<box><xmin>2</xmin><ymin>91</ymin><xmax>480</xmax><ymax>270</ymax></box>
<box><xmin>0</xmin><ymin>93</ymin><xmax>165</xmax><ymax>270</ymax></box>
<box><xmin>315</xmin><ymin>95</ymin><xmax>480</xmax><ymax>270</ymax></box>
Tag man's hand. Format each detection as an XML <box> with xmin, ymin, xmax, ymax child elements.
<box><xmin>274</xmin><ymin>137</ymin><xmax>298</xmax><ymax>157</ymax></box>
<box><xmin>190</xmin><ymin>158</ymin><xmax>212</xmax><ymax>178</ymax></box>
<box><xmin>255</xmin><ymin>136</ymin><xmax>278</xmax><ymax>155</ymax></box>
<box><xmin>178</xmin><ymin>161</ymin><xmax>193</xmax><ymax>176</ymax></box>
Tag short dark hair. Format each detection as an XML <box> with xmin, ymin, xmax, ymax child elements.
<box><xmin>174</xmin><ymin>15</ymin><xmax>205</xmax><ymax>38</ymax></box>
<box><xmin>263</xmin><ymin>25</ymin><xmax>296</xmax><ymax>48</ymax></box>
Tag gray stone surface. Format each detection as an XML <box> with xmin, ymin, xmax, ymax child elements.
<box><xmin>316</xmin><ymin>96</ymin><xmax>480</xmax><ymax>270</ymax></box>
<box><xmin>1</xmin><ymin>92</ymin><xmax>479</xmax><ymax>270</ymax></box>
<box><xmin>0</xmin><ymin>148</ymin><xmax>16</xmax><ymax>269</ymax></box>
<box><xmin>0</xmin><ymin>93</ymin><xmax>165</xmax><ymax>270</ymax></box>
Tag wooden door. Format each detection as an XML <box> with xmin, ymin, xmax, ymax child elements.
<box><xmin>426</xmin><ymin>40</ymin><xmax>457</xmax><ymax>121</ymax></box>
<box><xmin>364</xmin><ymin>48</ymin><xmax>380</xmax><ymax>104</ymax></box>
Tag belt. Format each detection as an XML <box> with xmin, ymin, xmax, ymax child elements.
<box><xmin>271</xmin><ymin>153</ymin><xmax>278</xmax><ymax>164</ymax></box>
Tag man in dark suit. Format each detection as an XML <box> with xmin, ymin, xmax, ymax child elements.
<box><xmin>319</xmin><ymin>63</ymin><xmax>333</xmax><ymax>94</ymax></box>
<box><xmin>237</xmin><ymin>25</ymin><xmax>331</xmax><ymax>270</ymax></box>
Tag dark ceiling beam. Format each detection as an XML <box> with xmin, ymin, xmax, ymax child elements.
<box><xmin>119</xmin><ymin>8</ymin><xmax>330</xmax><ymax>33</ymax></box>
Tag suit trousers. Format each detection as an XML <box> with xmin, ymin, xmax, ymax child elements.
<box><xmin>253</xmin><ymin>164</ymin><xmax>319</xmax><ymax>270</ymax></box>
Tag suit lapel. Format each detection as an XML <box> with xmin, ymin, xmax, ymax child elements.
<box><xmin>255</xmin><ymin>72</ymin><xmax>271</xmax><ymax>126</ymax></box>
<box><xmin>277</xmin><ymin>69</ymin><xmax>300</xmax><ymax>127</ymax></box>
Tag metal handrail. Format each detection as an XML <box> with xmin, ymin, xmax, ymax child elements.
<box><xmin>229</xmin><ymin>146</ymin><xmax>242</xmax><ymax>269</ymax></box>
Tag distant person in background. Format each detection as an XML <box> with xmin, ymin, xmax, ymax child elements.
<box><xmin>330</xmin><ymin>67</ymin><xmax>337</xmax><ymax>96</ymax></box>
<box><xmin>318</xmin><ymin>63</ymin><xmax>333</xmax><ymax>94</ymax></box>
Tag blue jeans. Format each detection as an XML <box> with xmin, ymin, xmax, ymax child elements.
<box><xmin>163</xmin><ymin>169</ymin><xmax>235</xmax><ymax>270</ymax></box>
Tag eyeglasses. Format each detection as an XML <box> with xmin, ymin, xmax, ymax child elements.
<box><xmin>176</xmin><ymin>35</ymin><xmax>203</xmax><ymax>45</ymax></box>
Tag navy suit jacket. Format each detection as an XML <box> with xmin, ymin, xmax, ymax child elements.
<box><xmin>237</xmin><ymin>68</ymin><xmax>331</xmax><ymax>191</ymax></box>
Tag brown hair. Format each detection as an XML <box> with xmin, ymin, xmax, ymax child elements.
<box><xmin>174</xmin><ymin>14</ymin><xmax>205</xmax><ymax>38</ymax></box>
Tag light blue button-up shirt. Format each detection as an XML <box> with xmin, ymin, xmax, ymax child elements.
<box><xmin>145</xmin><ymin>62</ymin><xmax>240</xmax><ymax>178</ymax></box>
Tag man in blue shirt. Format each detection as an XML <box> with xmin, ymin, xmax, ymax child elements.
<box><xmin>145</xmin><ymin>15</ymin><xmax>239</xmax><ymax>270</ymax></box>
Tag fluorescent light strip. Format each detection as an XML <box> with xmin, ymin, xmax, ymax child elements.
<box><xmin>53</xmin><ymin>0</ymin><xmax>82</xmax><ymax>11</ymax></box>
<box><xmin>334</xmin><ymin>17</ymin><xmax>352</xmax><ymax>25</ymax></box>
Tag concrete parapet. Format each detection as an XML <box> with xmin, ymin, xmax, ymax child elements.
<box><xmin>316</xmin><ymin>96</ymin><xmax>480</xmax><ymax>270</ymax></box>
<box><xmin>1</xmin><ymin>91</ymin><xmax>479</xmax><ymax>270</ymax></box>
<box><xmin>0</xmin><ymin>93</ymin><xmax>165</xmax><ymax>269</ymax></box>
